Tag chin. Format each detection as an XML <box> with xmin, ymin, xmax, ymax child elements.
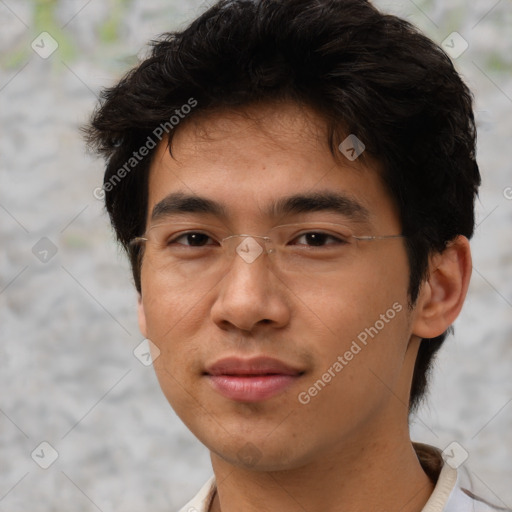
<box><xmin>205</xmin><ymin>431</ymin><xmax>314</xmax><ymax>473</ymax></box>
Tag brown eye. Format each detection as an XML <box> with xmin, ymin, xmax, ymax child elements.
<box><xmin>170</xmin><ymin>232</ymin><xmax>214</xmax><ymax>247</ymax></box>
<box><xmin>293</xmin><ymin>232</ymin><xmax>348</xmax><ymax>247</ymax></box>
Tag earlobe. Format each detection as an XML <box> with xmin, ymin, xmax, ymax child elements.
<box><xmin>137</xmin><ymin>294</ymin><xmax>148</xmax><ymax>338</ymax></box>
<box><xmin>412</xmin><ymin>236</ymin><xmax>472</xmax><ymax>339</ymax></box>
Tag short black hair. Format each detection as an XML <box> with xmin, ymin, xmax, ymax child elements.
<box><xmin>85</xmin><ymin>0</ymin><xmax>480</xmax><ymax>413</ymax></box>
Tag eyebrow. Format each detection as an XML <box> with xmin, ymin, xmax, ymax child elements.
<box><xmin>151</xmin><ymin>191</ymin><xmax>370</xmax><ymax>224</ymax></box>
<box><xmin>270</xmin><ymin>191</ymin><xmax>369</xmax><ymax>222</ymax></box>
<box><xmin>152</xmin><ymin>192</ymin><xmax>227</xmax><ymax>222</ymax></box>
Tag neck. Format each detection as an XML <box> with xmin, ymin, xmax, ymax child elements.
<box><xmin>209</xmin><ymin>427</ymin><xmax>434</xmax><ymax>512</ymax></box>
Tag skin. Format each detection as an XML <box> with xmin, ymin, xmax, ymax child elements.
<box><xmin>137</xmin><ymin>101</ymin><xmax>472</xmax><ymax>512</ymax></box>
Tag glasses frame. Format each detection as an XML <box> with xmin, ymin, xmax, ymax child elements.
<box><xmin>129</xmin><ymin>221</ymin><xmax>405</xmax><ymax>252</ymax></box>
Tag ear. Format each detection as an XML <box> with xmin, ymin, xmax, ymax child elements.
<box><xmin>137</xmin><ymin>294</ymin><xmax>148</xmax><ymax>338</ymax></box>
<box><xmin>412</xmin><ymin>235</ymin><xmax>472</xmax><ymax>339</ymax></box>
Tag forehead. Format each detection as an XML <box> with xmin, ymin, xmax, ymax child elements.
<box><xmin>162</xmin><ymin>101</ymin><xmax>332</xmax><ymax>171</ymax></box>
<box><xmin>146</xmin><ymin>102</ymin><xmax>398</xmax><ymax>230</ymax></box>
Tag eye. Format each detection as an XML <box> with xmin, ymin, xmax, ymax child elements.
<box><xmin>292</xmin><ymin>231</ymin><xmax>349</xmax><ymax>247</ymax></box>
<box><xmin>169</xmin><ymin>232</ymin><xmax>217</xmax><ymax>247</ymax></box>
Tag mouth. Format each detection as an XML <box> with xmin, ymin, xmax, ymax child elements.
<box><xmin>204</xmin><ymin>356</ymin><xmax>305</xmax><ymax>402</ymax></box>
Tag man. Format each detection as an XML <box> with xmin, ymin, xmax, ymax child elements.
<box><xmin>86</xmin><ymin>0</ymin><xmax>503</xmax><ymax>510</ymax></box>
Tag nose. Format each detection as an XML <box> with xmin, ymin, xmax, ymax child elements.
<box><xmin>210</xmin><ymin>236</ymin><xmax>291</xmax><ymax>333</ymax></box>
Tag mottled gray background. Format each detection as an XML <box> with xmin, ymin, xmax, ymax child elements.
<box><xmin>1</xmin><ymin>0</ymin><xmax>511</xmax><ymax>511</ymax></box>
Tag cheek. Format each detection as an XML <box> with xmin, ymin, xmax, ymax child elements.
<box><xmin>349</xmin><ymin>251</ymin><xmax>411</xmax><ymax>357</ymax></box>
<box><xmin>140</xmin><ymin>274</ymin><xmax>207</xmax><ymax>421</ymax></box>
<box><xmin>292</xmin><ymin>247</ymin><xmax>411</xmax><ymax>386</ymax></box>
<box><xmin>139</xmin><ymin>262</ymin><xmax>211</xmax><ymax>341</ymax></box>
<box><xmin>139</xmin><ymin>266</ymin><xmax>210</xmax><ymax>398</ymax></box>
<box><xmin>288</xmin><ymin>246</ymin><xmax>409</xmax><ymax>333</ymax></box>
<box><xmin>293</xmin><ymin>299</ymin><xmax>411</xmax><ymax>441</ymax></box>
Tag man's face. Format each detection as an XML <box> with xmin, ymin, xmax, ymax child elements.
<box><xmin>138</xmin><ymin>102</ymin><xmax>421</xmax><ymax>470</ymax></box>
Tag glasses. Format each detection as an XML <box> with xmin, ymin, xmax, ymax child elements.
<box><xmin>130</xmin><ymin>221</ymin><xmax>404</xmax><ymax>279</ymax></box>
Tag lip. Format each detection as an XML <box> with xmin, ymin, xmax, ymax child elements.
<box><xmin>204</xmin><ymin>357</ymin><xmax>304</xmax><ymax>402</ymax></box>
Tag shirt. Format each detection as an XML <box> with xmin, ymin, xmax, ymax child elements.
<box><xmin>177</xmin><ymin>443</ymin><xmax>508</xmax><ymax>512</ymax></box>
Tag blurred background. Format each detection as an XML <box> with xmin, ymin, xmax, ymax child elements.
<box><xmin>0</xmin><ymin>0</ymin><xmax>511</xmax><ymax>510</ymax></box>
